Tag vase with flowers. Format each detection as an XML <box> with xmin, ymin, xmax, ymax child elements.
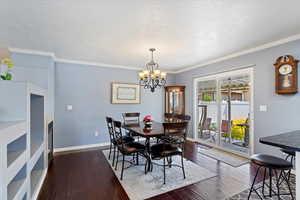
<box><xmin>0</xmin><ymin>58</ymin><xmax>14</xmax><ymax>80</ymax></box>
<box><xmin>143</xmin><ymin>115</ymin><xmax>153</xmax><ymax>128</ymax></box>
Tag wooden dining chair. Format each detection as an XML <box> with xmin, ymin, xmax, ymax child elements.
<box><xmin>150</xmin><ymin>122</ymin><xmax>188</xmax><ymax>184</ymax></box>
<box><xmin>174</xmin><ymin>114</ymin><xmax>191</xmax><ymax>121</ymax></box>
<box><xmin>113</xmin><ymin>120</ymin><xmax>146</xmax><ymax>180</ymax></box>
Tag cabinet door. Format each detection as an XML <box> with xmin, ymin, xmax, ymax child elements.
<box><xmin>165</xmin><ymin>86</ymin><xmax>185</xmax><ymax>114</ymax></box>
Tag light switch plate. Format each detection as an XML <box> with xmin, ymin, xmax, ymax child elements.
<box><xmin>259</xmin><ymin>105</ymin><xmax>267</xmax><ymax>112</ymax></box>
<box><xmin>66</xmin><ymin>105</ymin><xmax>73</xmax><ymax>111</ymax></box>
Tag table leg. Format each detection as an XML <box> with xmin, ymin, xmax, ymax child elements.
<box><xmin>145</xmin><ymin>138</ymin><xmax>151</xmax><ymax>172</ymax></box>
<box><xmin>296</xmin><ymin>151</ymin><xmax>300</xmax><ymax>200</ymax></box>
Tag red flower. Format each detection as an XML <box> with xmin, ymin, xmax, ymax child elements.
<box><xmin>143</xmin><ymin>115</ymin><xmax>152</xmax><ymax>121</ymax></box>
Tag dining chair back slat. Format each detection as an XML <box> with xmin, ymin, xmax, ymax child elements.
<box><xmin>163</xmin><ymin>122</ymin><xmax>188</xmax><ymax>142</ymax></box>
<box><xmin>106</xmin><ymin>117</ymin><xmax>115</xmax><ymax>141</ymax></box>
<box><xmin>174</xmin><ymin>114</ymin><xmax>191</xmax><ymax>121</ymax></box>
<box><xmin>122</xmin><ymin>112</ymin><xmax>140</xmax><ymax>125</ymax></box>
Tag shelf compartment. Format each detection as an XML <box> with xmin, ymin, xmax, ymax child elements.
<box><xmin>7</xmin><ymin>164</ymin><xmax>27</xmax><ymax>200</ymax></box>
<box><xmin>31</xmin><ymin>153</ymin><xmax>44</xmax><ymax>198</ymax></box>
<box><xmin>30</xmin><ymin>94</ymin><xmax>45</xmax><ymax>157</ymax></box>
<box><xmin>0</xmin><ymin>121</ymin><xmax>26</xmax><ymax>144</ymax></box>
<box><xmin>7</xmin><ymin>134</ymin><xmax>27</xmax><ymax>167</ymax></box>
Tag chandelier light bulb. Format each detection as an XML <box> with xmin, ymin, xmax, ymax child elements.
<box><xmin>139</xmin><ymin>72</ymin><xmax>145</xmax><ymax>79</ymax></box>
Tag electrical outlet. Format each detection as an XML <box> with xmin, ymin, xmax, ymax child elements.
<box><xmin>95</xmin><ymin>131</ymin><xmax>99</xmax><ymax>136</ymax></box>
<box><xmin>259</xmin><ymin>105</ymin><xmax>267</xmax><ymax>112</ymax></box>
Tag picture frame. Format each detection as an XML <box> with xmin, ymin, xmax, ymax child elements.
<box><xmin>111</xmin><ymin>82</ymin><xmax>141</xmax><ymax>104</ymax></box>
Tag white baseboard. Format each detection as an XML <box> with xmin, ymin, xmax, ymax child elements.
<box><xmin>54</xmin><ymin>142</ymin><xmax>110</xmax><ymax>153</ymax></box>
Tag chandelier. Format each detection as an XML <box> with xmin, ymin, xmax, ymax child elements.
<box><xmin>139</xmin><ymin>48</ymin><xmax>167</xmax><ymax>92</ymax></box>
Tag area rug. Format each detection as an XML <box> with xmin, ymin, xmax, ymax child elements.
<box><xmin>198</xmin><ymin>148</ymin><xmax>249</xmax><ymax>167</ymax></box>
<box><xmin>102</xmin><ymin>150</ymin><xmax>217</xmax><ymax>200</ymax></box>
<box><xmin>227</xmin><ymin>174</ymin><xmax>295</xmax><ymax>199</ymax></box>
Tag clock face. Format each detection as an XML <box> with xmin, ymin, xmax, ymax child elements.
<box><xmin>279</xmin><ymin>64</ymin><xmax>292</xmax><ymax>75</ymax></box>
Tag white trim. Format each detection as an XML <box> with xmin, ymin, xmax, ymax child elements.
<box><xmin>54</xmin><ymin>142</ymin><xmax>110</xmax><ymax>153</ymax></box>
<box><xmin>9</xmin><ymin>48</ymin><xmax>55</xmax><ymax>58</ymax></box>
<box><xmin>192</xmin><ymin>67</ymin><xmax>254</xmax><ymax>156</ymax></box>
<box><xmin>174</xmin><ymin>33</ymin><xmax>300</xmax><ymax>73</ymax></box>
<box><xmin>55</xmin><ymin>58</ymin><xmax>141</xmax><ymax>71</ymax></box>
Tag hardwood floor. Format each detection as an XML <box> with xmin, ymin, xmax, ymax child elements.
<box><xmin>38</xmin><ymin>141</ymin><xmax>262</xmax><ymax>200</ymax></box>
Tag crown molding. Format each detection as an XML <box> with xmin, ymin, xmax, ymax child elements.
<box><xmin>9</xmin><ymin>47</ymin><xmax>56</xmax><ymax>58</ymax></box>
<box><xmin>8</xmin><ymin>33</ymin><xmax>300</xmax><ymax>74</ymax></box>
<box><xmin>174</xmin><ymin>33</ymin><xmax>300</xmax><ymax>74</ymax></box>
<box><xmin>55</xmin><ymin>58</ymin><xmax>141</xmax><ymax>71</ymax></box>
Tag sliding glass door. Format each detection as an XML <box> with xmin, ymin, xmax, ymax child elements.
<box><xmin>194</xmin><ymin>68</ymin><xmax>253</xmax><ymax>155</ymax></box>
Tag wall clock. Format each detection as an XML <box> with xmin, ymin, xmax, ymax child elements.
<box><xmin>274</xmin><ymin>55</ymin><xmax>298</xmax><ymax>94</ymax></box>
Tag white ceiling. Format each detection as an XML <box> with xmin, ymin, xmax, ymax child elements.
<box><xmin>1</xmin><ymin>0</ymin><xmax>300</xmax><ymax>72</ymax></box>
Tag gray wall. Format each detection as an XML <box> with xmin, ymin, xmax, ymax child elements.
<box><xmin>11</xmin><ymin>52</ymin><xmax>55</xmax><ymax>121</ymax></box>
<box><xmin>175</xmin><ymin>39</ymin><xmax>300</xmax><ymax>155</ymax></box>
<box><xmin>54</xmin><ymin>62</ymin><xmax>175</xmax><ymax>148</ymax></box>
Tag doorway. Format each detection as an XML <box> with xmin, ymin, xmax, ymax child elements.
<box><xmin>193</xmin><ymin>68</ymin><xmax>254</xmax><ymax>156</ymax></box>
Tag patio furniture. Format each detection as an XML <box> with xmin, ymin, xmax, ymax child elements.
<box><xmin>248</xmin><ymin>154</ymin><xmax>294</xmax><ymax>199</ymax></box>
<box><xmin>220</xmin><ymin>120</ymin><xmax>230</xmax><ymax>142</ymax></box>
<box><xmin>232</xmin><ymin>123</ymin><xmax>249</xmax><ymax>147</ymax></box>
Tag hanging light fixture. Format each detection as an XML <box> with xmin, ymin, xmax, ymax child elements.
<box><xmin>139</xmin><ymin>48</ymin><xmax>167</xmax><ymax>92</ymax></box>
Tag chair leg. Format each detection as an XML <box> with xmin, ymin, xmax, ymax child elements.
<box><xmin>181</xmin><ymin>154</ymin><xmax>186</xmax><ymax>179</ymax></box>
<box><xmin>283</xmin><ymin>170</ymin><xmax>294</xmax><ymax>200</ymax></box>
<box><xmin>274</xmin><ymin>170</ymin><xmax>280</xmax><ymax>199</ymax></box>
<box><xmin>163</xmin><ymin>157</ymin><xmax>166</xmax><ymax>184</ymax></box>
<box><xmin>121</xmin><ymin>154</ymin><xmax>125</xmax><ymax>180</ymax></box>
<box><xmin>112</xmin><ymin>145</ymin><xmax>116</xmax><ymax>167</ymax></box>
<box><xmin>108</xmin><ymin>143</ymin><xmax>112</xmax><ymax>160</ymax></box>
<box><xmin>115</xmin><ymin>150</ymin><xmax>119</xmax><ymax>170</ymax></box>
<box><xmin>262</xmin><ymin>168</ymin><xmax>267</xmax><ymax>198</ymax></box>
<box><xmin>269</xmin><ymin>168</ymin><xmax>272</xmax><ymax>197</ymax></box>
<box><xmin>247</xmin><ymin>166</ymin><xmax>262</xmax><ymax>200</ymax></box>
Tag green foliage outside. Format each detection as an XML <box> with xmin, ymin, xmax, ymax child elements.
<box><xmin>221</xmin><ymin>119</ymin><xmax>247</xmax><ymax>141</ymax></box>
<box><xmin>202</xmin><ymin>93</ymin><xmax>213</xmax><ymax>101</ymax></box>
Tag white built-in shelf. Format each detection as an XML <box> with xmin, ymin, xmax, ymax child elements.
<box><xmin>29</xmin><ymin>142</ymin><xmax>44</xmax><ymax>171</ymax></box>
<box><xmin>31</xmin><ymin>140</ymin><xmax>43</xmax><ymax>157</ymax></box>
<box><xmin>0</xmin><ymin>81</ymin><xmax>48</xmax><ymax>200</ymax></box>
<box><xmin>0</xmin><ymin>121</ymin><xmax>26</xmax><ymax>143</ymax></box>
<box><xmin>8</xmin><ymin>178</ymin><xmax>26</xmax><ymax>200</ymax></box>
<box><xmin>31</xmin><ymin>153</ymin><xmax>44</xmax><ymax>198</ymax></box>
<box><xmin>31</xmin><ymin>169</ymin><xmax>43</xmax><ymax>198</ymax></box>
<box><xmin>7</xmin><ymin>164</ymin><xmax>27</xmax><ymax>200</ymax></box>
<box><xmin>7</xmin><ymin>151</ymin><xmax>25</xmax><ymax>167</ymax></box>
<box><xmin>6</xmin><ymin>151</ymin><xmax>27</xmax><ymax>185</ymax></box>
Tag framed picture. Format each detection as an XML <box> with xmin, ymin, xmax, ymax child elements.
<box><xmin>111</xmin><ymin>82</ymin><xmax>141</xmax><ymax>104</ymax></box>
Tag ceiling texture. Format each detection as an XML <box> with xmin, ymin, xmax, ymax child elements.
<box><xmin>1</xmin><ymin>0</ymin><xmax>300</xmax><ymax>72</ymax></box>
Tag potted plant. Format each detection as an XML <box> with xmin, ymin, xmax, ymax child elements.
<box><xmin>0</xmin><ymin>58</ymin><xmax>14</xmax><ymax>80</ymax></box>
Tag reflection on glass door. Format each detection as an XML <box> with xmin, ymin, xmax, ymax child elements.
<box><xmin>195</xmin><ymin>68</ymin><xmax>252</xmax><ymax>155</ymax></box>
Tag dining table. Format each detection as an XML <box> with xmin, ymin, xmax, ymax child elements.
<box><xmin>260</xmin><ymin>130</ymin><xmax>300</xmax><ymax>200</ymax></box>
